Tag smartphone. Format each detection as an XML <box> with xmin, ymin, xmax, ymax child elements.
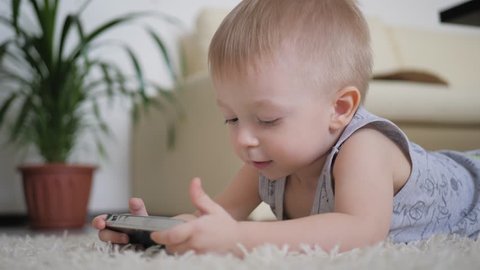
<box><xmin>105</xmin><ymin>214</ymin><xmax>184</xmax><ymax>248</ymax></box>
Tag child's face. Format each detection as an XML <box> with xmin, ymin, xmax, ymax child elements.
<box><xmin>213</xmin><ymin>58</ymin><xmax>339</xmax><ymax>180</ymax></box>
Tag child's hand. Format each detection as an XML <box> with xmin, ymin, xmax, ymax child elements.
<box><xmin>172</xmin><ymin>213</ymin><xmax>198</xmax><ymax>222</ymax></box>
<box><xmin>151</xmin><ymin>177</ymin><xmax>241</xmax><ymax>255</ymax></box>
<box><xmin>91</xmin><ymin>197</ymin><xmax>149</xmax><ymax>244</ymax></box>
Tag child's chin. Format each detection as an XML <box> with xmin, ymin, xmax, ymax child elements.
<box><xmin>259</xmin><ymin>170</ymin><xmax>287</xmax><ymax>181</ymax></box>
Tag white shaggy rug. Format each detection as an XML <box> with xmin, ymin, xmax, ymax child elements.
<box><xmin>1</xmin><ymin>232</ymin><xmax>480</xmax><ymax>270</ymax></box>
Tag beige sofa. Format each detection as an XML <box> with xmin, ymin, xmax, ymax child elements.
<box><xmin>132</xmin><ymin>9</ymin><xmax>480</xmax><ymax>216</ymax></box>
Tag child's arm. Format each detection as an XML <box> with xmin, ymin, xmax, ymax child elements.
<box><xmin>152</xmin><ymin>127</ymin><xmax>405</xmax><ymax>255</ymax></box>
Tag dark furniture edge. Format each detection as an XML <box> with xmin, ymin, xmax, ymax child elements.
<box><xmin>440</xmin><ymin>0</ymin><xmax>480</xmax><ymax>22</ymax></box>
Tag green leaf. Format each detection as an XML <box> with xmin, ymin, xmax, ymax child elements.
<box><xmin>146</xmin><ymin>97</ymin><xmax>166</xmax><ymax>113</ymax></box>
<box><xmin>0</xmin><ymin>41</ymin><xmax>11</xmax><ymax>65</ymax></box>
<box><xmin>20</xmin><ymin>38</ymin><xmax>47</xmax><ymax>79</ymax></box>
<box><xmin>0</xmin><ymin>16</ymin><xmax>29</xmax><ymax>45</ymax></box>
<box><xmin>92</xmin><ymin>100</ymin><xmax>101</xmax><ymax>119</ymax></box>
<box><xmin>28</xmin><ymin>0</ymin><xmax>42</xmax><ymax>33</ymax></box>
<box><xmin>45</xmin><ymin>0</ymin><xmax>59</xmax><ymax>65</ymax></box>
<box><xmin>153</xmin><ymin>85</ymin><xmax>185</xmax><ymax>120</ymax></box>
<box><xmin>10</xmin><ymin>94</ymin><xmax>33</xmax><ymax>142</ymax></box>
<box><xmin>74</xmin><ymin>15</ymin><xmax>85</xmax><ymax>40</ymax></box>
<box><xmin>124</xmin><ymin>46</ymin><xmax>148</xmax><ymax>104</ymax></box>
<box><xmin>95</xmin><ymin>138</ymin><xmax>107</xmax><ymax>160</ymax></box>
<box><xmin>166</xmin><ymin>121</ymin><xmax>176</xmax><ymax>150</ymax></box>
<box><xmin>100</xmin><ymin>63</ymin><xmax>113</xmax><ymax>97</ymax></box>
<box><xmin>0</xmin><ymin>68</ymin><xmax>31</xmax><ymax>86</ymax></box>
<box><xmin>0</xmin><ymin>92</ymin><xmax>18</xmax><ymax>128</ymax></box>
<box><xmin>32</xmin><ymin>0</ymin><xmax>55</xmax><ymax>73</ymax></box>
<box><xmin>147</xmin><ymin>28</ymin><xmax>177</xmax><ymax>82</ymax></box>
<box><xmin>155</xmin><ymin>86</ymin><xmax>175</xmax><ymax>103</ymax></box>
<box><xmin>0</xmin><ymin>39</ymin><xmax>29</xmax><ymax>68</ymax></box>
<box><xmin>76</xmin><ymin>0</ymin><xmax>92</xmax><ymax>15</ymax></box>
<box><xmin>11</xmin><ymin>0</ymin><xmax>22</xmax><ymax>34</ymax></box>
<box><xmin>131</xmin><ymin>102</ymin><xmax>140</xmax><ymax>123</ymax></box>
<box><xmin>67</xmin><ymin>12</ymin><xmax>146</xmax><ymax>63</ymax></box>
<box><xmin>57</xmin><ymin>14</ymin><xmax>75</xmax><ymax>63</ymax></box>
<box><xmin>82</xmin><ymin>61</ymin><xmax>121</xmax><ymax>97</ymax></box>
<box><xmin>98</xmin><ymin>119</ymin><xmax>110</xmax><ymax>137</ymax></box>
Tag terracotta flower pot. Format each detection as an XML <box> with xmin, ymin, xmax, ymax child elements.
<box><xmin>18</xmin><ymin>164</ymin><xmax>96</xmax><ymax>229</ymax></box>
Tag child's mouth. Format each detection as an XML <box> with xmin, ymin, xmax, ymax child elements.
<box><xmin>252</xmin><ymin>161</ymin><xmax>272</xmax><ymax>169</ymax></box>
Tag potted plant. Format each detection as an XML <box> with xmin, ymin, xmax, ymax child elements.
<box><xmin>0</xmin><ymin>0</ymin><xmax>180</xmax><ymax>229</ymax></box>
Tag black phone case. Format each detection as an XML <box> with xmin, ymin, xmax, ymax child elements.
<box><xmin>105</xmin><ymin>214</ymin><xmax>184</xmax><ymax>248</ymax></box>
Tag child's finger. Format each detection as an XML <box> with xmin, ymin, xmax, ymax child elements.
<box><xmin>129</xmin><ymin>197</ymin><xmax>148</xmax><ymax>216</ymax></box>
<box><xmin>91</xmin><ymin>214</ymin><xmax>107</xmax><ymax>229</ymax></box>
<box><xmin>165</xmin><ymin>242</ymin><xmax>194</xmax><ymax>255</ymax></box>
<box><xmin>151</xmin><ymin>222</ymin><xmax>194</xmax><ymax>246</ymax></box>
<box><xmin>173</xmin><ymin>213</ymin><xmax>198</xmax><ymax>222</ymax></box>
<box><xmin>98</xmin><ymin>229</ymin><xmax>129</xmax><ymax>244</ymax></box>
<box><xmin>189</xmin><ymin>177</ymin><xmax>224</xmax><ymax>215</ymax></box>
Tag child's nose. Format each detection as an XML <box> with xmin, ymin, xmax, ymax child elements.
<box><xmin>235</xmin><ymin>127</ymin><xmax>259</xmax><ymax>148</ymax></box>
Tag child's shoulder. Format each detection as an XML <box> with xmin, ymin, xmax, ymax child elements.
<box><xmin>337</xmin><ymin>126</ymin><xmax>403</xmax><ymax>160</ymax></box>
<box><xmin>333</xmin><ymin>126</ymin><xmax>411</xmax><ymax>192</ymax></box>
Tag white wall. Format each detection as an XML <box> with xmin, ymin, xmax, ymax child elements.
<box><xmin>0</xmin><ymin>0</ymin><xmax>474</xmax><ymax>215</ymax></box>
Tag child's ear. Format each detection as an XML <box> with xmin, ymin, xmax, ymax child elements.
<box><xmin>329</xmin><ymin>86</ymin><xmax>361</xmax><ymax>131</ymax></box>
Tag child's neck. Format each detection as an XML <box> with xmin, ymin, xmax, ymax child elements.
<box><xmin>290</xmin><ymin>152</ymin><xmax>328</xmax><ymax>187</ymax></box>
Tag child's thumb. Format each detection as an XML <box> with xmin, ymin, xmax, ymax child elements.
<box><xmin>129</xmin><ymin>197</ymin><xmax>148</xmax><ymax>216</ymax></box>
<box><xmin>189</xmin><ymin>177</ymin><xmax>223</xmax><ymax>215</ymax></box>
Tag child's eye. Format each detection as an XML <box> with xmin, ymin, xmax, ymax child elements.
<box><xmin>224</xmin><ymin>118</ymin><xmax>238</xmax><ymax>125</ymax></box>
<box><xmin>258</xmin><ymin>118</ymin><xmax>279</xmax><ymax>126</ymax></box>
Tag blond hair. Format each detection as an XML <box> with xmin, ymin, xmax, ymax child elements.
<box><xmin>208</xmin><ymin>0</ymin><xmax>372</xmax><ymax>99</ymax></box>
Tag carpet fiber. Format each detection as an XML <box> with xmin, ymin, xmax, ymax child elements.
<box><xmin>1</xmin><ymin>232</ymin><xmax>479</xmax><ymax>269</ymax></box>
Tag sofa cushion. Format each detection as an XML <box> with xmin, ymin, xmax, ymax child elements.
<box><xmin>366</xmin><ymin>17</ymin><xmax>402</xmax><ymax>74</ymax></box>
<box><xmin>390</xmin><ymin>27</ymin><xmax>480</xmax><ymax>91</ymax></box>
<box><xmin>365</xmin><ymin>81</ymin><xmax>480</xmax><ymax>125</ymax></box>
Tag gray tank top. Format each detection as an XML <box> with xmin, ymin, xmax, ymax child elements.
<box><xmin>259</xmin><ymin>106</ymin><xmax>480</xmax><ymax>243</ymax></box>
